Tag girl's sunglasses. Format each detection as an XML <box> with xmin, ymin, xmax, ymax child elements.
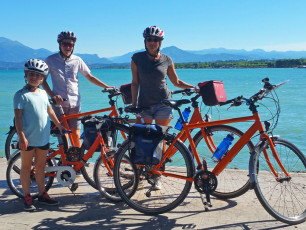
<box><xmin>61</xmin><ymin>42</ymin><xmax>74</xmax><ymax>48</ymax></box>
<box><xmin>146</xmin><ymin>37</ymin><xmax>160</xmax><ymax>43</ymax></box>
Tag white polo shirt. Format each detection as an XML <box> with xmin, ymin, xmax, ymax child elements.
<box><xmin>45</xmin><ymin>53</ymin><xmax>90</xmax><ymax>108</ymax></box>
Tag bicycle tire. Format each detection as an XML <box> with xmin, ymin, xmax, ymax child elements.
<box><xmin>113</xmin><ymin>135</ymin><xmax>195</xmax><ymax>215</ymax></box>
<box><xmin>6</xmin><ymin>151</ymin><xmax>54</xmax><ymax>198</ymax></box>
<box><xmin>81</xmin><ymin>123</ymin><xmax>129</xmax><ymax>190</ymax></box>
<box><xmin>251</xmin><ymin>137</ymin><xmax>306</xmax><ymax>225</ymax></box>
<box><xmin>5</xmin><ymin>127</ymin><xmax>18</xmax><ymax>160</ymax></box>
<box><xmin>93</xmin><ymin>152</ymin><xmax>134</xmax><ymax>202</ymax></box>
<box><xmin>192</xmin><ymin>125</ymin><xmax>254</xmax><ymax>199</ymax></box>
<box><xmin>5</xmin><ymin>126</ymin><xmax>68</xmax><ymax>160</ymax></box>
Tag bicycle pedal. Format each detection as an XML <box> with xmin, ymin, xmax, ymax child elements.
<box><xmin>70</xmin><ymin>183</ymin><xmax>78</xmax><ymax>192</ymax></box>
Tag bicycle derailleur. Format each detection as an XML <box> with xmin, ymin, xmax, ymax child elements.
<box><xmin>194</xmin><ymin>169</ymin><xmax>218</xmax><ymax>211</ymax></box>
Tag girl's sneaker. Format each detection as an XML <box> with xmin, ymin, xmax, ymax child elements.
<box><xmin>38</xmin><ymin>191</ymin><xmax>59</xmax><ymax>206</ymax></box>
<box><xmin>24</xmin><ymin>194</ymin><xmax>36</xmax><ymax>211</ymax></box>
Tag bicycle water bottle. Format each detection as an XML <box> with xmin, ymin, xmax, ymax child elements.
<box><xmin>174</xmin><ymin>107</ymin><xmax>191</xmax><ymax>131</ymax></box>
<box><xmin>211</xmin><ymin>133</ymin><xmax>234</xmax><ymax>161</ymax></box>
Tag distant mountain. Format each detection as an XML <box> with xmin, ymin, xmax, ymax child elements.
<box><xmin>1</xmin><ymin>36</ymin><xmax>306</xmax><ymax>69</ymax></box>
<box><xmin>108</xmin><ymin>49</ymin><xmax>144</xmax><ymax>64</ymax></box>
<box><xmin>188</xmin><ymin>48</ymin><xmax>306</xmax><ymax>60</ymax></box>
<box><xmin>0</xmin><ymin>37</ymin><xmax>53</xmax><ymax>62</ymax></box>
<box><xmin>0</xmin><ymin>37</ymin><xmax>112</xmax><ymax>65</ymax></box>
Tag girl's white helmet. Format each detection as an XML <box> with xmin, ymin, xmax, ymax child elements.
<box><xmin>24</xmin><ymin>59</ymin><xmax>49</xmax><ymax>77</ymax></box>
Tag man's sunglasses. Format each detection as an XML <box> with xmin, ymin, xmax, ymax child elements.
<box><xmin>61</xmin><ymin>42</ymin><xmax>74</xmax><ymax>48</ymax></box>
<box><xmin>146</xmin><ymin>37</ymin><xmax>161</xmax><ymax>43</ymax></box>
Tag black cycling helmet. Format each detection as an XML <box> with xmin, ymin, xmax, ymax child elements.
<box><xmin>57</xmin><ymin>31</ymin><xmax>77</xmax><ymax>43</ymax></box>
<box><xmin>24</xmin><ymin>59</ymin><xmax>49</xmax><ymax>77</ymax></box>
<box><xmin>143</xmin><ymin>26</ymin><xmax>164</xmax><ymax>40</ymax></box>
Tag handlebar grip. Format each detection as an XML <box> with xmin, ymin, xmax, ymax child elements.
<box><xmin>172</xmin><ymin>89</ymin><xmax>187</xmax><ymax>94</ymax></box>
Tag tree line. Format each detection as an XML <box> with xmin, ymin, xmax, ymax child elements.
<box><xmin>174</xmin><ymin>59</ymin><xmax>306</xmax><ymax>69</ymax></box>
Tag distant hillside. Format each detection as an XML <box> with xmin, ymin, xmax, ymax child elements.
<box><xmin>1</xmin><ymin>36</ymin><xmax>306</xmax><ymax>69</ymax></box>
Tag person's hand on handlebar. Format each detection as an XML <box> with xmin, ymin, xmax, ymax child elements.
<box><xmin>52</xmin><ymin>95</ymin><xmax>64</xmax><ymax>105</ymax></box>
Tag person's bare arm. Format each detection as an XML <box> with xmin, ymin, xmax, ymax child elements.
<box><xmin>130</xmin><ymin>60</ymin><xmax>140</xmax><ymax>107</ymax></box>
<box><xmin>14</xmin><ymin>109</ymin><xmax>28</xmax><ymax>150</ymax></box>
<box><xmin>167</xmin><ymin>63</ymin><xmax>194</xmax><ymax>89</ymax></box>
<box><xmin>84</xmin><ymin>73</ymin><xmax>114</xmax><ymax>88</ymax></box>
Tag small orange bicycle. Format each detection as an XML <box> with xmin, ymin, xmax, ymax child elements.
<box><xmin>6</xmin><ymin>115</ymin><xmax>132</xmax><ymax>201</ymax></box>
<box><xmin>5</xmin><ymin>88</ymin><xmax>130</xmax><ymax>190</ymax></box>
<box><xmin>113</xmin><ymin>78</ymin><xmax>306</xmax><ymax>225</ymax></box>
<box><xmin>5</xmin><ymin>87</ymin><xmax>128</xmax><ymax>159</ymax></box>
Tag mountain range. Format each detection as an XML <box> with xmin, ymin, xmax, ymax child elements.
<box><xmin>1</xmin><ymin>36</ymin><xmax>306</xmax><ymax>69</ymax></box>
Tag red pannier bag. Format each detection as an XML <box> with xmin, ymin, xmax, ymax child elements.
<box><xmin>198</xmin><ymin>81</ymin><xmax>227</xmax><ymax>106</ymax></box>
<box><xmin>119</xmin><ymin>83</ymin><xmax>132</xmax><ymax>104</ymax></box>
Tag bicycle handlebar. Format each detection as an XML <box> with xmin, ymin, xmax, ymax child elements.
<box><xmin>102</xmin><ymin>87</ymin><xmax>122</xmax><ymax>97</ymax></box>
<box><xmin>218</xmin><ymin>78</ymin><xmax>289</xmax><ymax>108</ymax></box>
<box><xmin>171</xmin><ymin>88</ymin><xmax>195</xmax><ymax>96</ymax></box>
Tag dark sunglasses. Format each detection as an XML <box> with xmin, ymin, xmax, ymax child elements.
<box><xmin>61</xmin><ymin>42</ymin><xmax>74</xmax><ymax>48</ymax></box>
<box><xmin>146</xmin><ymin>37</ymin><xmax>160</xmax><ymax>43</ymax></box>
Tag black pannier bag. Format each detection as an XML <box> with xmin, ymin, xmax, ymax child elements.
<box><xmin>81</xmin><ymin>116</ymin><xmax>113</xmax><ymax>152</ymax></box>
<box><xmin>119</xmin><ymin>83</ymin><xmax>132</xmax><ymax>104</ymax></box>
<box><xmin>198</xmin><ymin>80</ymin><xmax>227</xmax><ymax>106</ymax></box>
<box><xmin>129</xmin><ymin>124</ymin><xmax>164</xmax><ymax>165</ymax></box>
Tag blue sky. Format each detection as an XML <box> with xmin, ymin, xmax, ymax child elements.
<box><xmin>1</xmin><ymin>0</ymin><xmax>306</xmax><ymax>57</ymax></box>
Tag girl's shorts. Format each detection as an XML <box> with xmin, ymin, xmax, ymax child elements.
<box><xmin>140</xmin><ymin>103</ymin><xmax>174</xmax><ymax>120</ymax></box>
<box><xmin>24</xmin><ymin>143</ymin><xmax>50</xmax><ymax>151</ymax></box>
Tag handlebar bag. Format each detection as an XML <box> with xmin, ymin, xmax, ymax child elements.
<box><xmin>198</xmin><ymin>80</ymin><xmax>227</xmax><ymax>106</ymax></box>
<box><xmin>129</xmin><ymin>124</ymin><xmax>164</xmax><ymax>165</ymax></box>
<box><xmin>119</xmin><ymin>83</ymin><xmax>132</xmax><ymax>104</ymax></box>
<box><xmin>82</xmin><ymin>116</ymin><xmax>113</xmax><ymax>151</ymax></box>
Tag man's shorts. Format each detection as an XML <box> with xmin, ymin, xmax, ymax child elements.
<box><xmin>53</xmin><ymin>106</ymin><xmax>81</xmax><ymax>130</ymax></box>
<box><xmin>140</xmin><ymin>103</ymin><xmax>174</xmax><ymax>120</ymax></box>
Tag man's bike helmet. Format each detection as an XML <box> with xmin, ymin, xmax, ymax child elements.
<box><xmin>143</xmin><ymin>26</ymin><xmax>164</xmax><ymax>40</ymax></box>
<box><xmin>57</xmin><ymin>31</ymin><xmax>77</xmax><ymax>43</ymax></box>
<box><xmin>24</xmin><ymin>59</ymin><xmax>49</xmax><ymax>77</ymax></box>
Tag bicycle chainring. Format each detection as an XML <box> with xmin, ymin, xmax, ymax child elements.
<box><xmin>194</xmin><ymin>170</ymin><xmax>218</xmax><ymax>194</ymax></box>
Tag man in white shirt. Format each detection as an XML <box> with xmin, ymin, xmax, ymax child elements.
<box><xmin>42</xmin><ymin>31</ymin><xmax>113</xmax><ymax>147</ymax></box>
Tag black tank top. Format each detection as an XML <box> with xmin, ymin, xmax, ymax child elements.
<box><xmin>132</xmin><ymin>51</ymin><xmax>172</xmax><ymax>107</ymax></box>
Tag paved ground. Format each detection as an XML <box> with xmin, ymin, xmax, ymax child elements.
<box><xmin>0</xmin><ymin>157</ymin><xmax>305</xmax><ymax>230</ymax></box>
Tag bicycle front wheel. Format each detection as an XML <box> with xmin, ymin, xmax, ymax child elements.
<box><xmin>192</xmin><ymin>125</ymin><xmax>254</xmax><ymax>199</ymax></box>
<box><xmin>6</xmin><ymin>151</ymin><xmax>54</xmax><ymax>198</ymax></box>
<box><xmin>81</xmin><ymin>123</ymin><xmax>129</xmax><ymax>190</ymax></box>
<box><xmin>114</xmin><ymin>136</ymin><xmax>195</xmax><ymax>215</ymax></box>
<box><xmin>251</xmin><ymin>137</ymin><xmax>306</xmax><ymax>225</ymax></box>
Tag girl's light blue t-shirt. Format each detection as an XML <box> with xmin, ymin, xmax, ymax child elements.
<box><xmin>13</xmin><ymin>88</ymin><xmax>51</xmax><ymax>146</ymax></box>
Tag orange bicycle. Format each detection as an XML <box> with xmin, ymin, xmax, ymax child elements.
<box><xmin>6</xmin><ymin>115</ymin><xmax>132</xmax><ymax>201</ymax></box>
<box><xmin>5</xmin><ymin>87</ymin><xmax>127</xmax><ymax>159</ymax></box>
<box><xmin>113</xmin><ymin>78</ymin><xmax>306</xmax><ymax>225</ymax></box>
<box><xmin>5</xmin><ymin>88</ymin><xmax>129</xmax><ymax>189</ymax></box>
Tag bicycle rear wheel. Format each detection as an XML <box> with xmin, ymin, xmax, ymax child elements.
<box><xmin>5</xmin><ymin>125</ymin><xmax>68</xmax><ymax>160</ymax></box>
<box><xmin>6</xmin><ymin>151</ymin><xmax>54</xmax><ymax>198</ymax></box>
<box><xmin>113</xmin><ymin>136</ymin><xmax>195</xmax><ymax>215</ymax></box>
<box><xmin>192</xmin><ymin>125</ymin><xmax>254</xmax><ymax>199</ymax></box>
<box><xmin>251</xmin><ymin>137</ymin><xmax>306</xmax><ymax>225</ymax></box>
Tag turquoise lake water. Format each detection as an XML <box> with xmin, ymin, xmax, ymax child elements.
<box><xmin>1</xmin><ymin>68</ymin><xmax>305</xmax><ymax>160</ymax></box>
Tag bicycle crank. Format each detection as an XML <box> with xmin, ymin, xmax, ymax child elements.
<box><xmin>45</xmin><ymin>166</ymin><xmax>76</xmax><ymax>186</ymax></box>
<box><xmin>194</xmin><ymin>170</ymin><xmax>218</xmax><ymax>211</ymax></box>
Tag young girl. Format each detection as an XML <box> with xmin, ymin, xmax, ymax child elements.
<box><xmin>14</xmin><ymin>59</ymin><xmax>63</xmax><ymax>211</ymax></box>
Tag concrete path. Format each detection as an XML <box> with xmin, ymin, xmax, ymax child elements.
<box><xmin>0</xmin><ymin>157</ymin><xmax>305</xmax><ymax>230</ymax></box>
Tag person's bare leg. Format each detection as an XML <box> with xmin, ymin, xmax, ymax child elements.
<box><xmin>20</xmin><ymin>149</ymin><xmax>35</xmax><ymax>195</ymax></box>
<box><xmin>71</xmin><ymin>128</ymin><xmax>81</xmax><ymax>147</ymax></box>
<box><xmin>34</xmin><ymin>148</ymin><xmax>48</xmax><ymax>195</ymax></box>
